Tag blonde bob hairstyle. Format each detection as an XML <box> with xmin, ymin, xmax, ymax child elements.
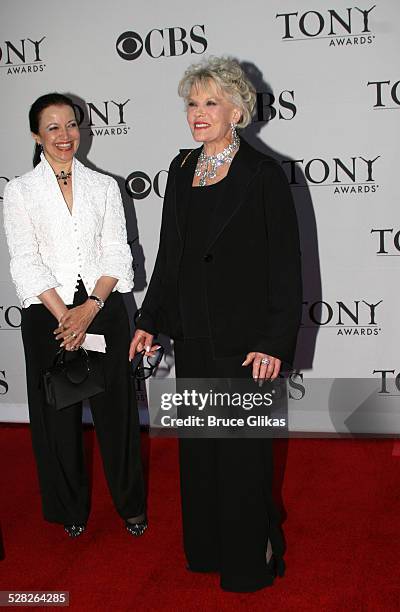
<box><xmin>178</xmin><ymin>56</ymin><xmax>256</xmax><ymax>129</ymax></box>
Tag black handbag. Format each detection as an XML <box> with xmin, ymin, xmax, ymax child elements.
<box><xmin>42</xmin><ymin>347</ymin><xmax>105</xmax><ymax>410</ymax></box>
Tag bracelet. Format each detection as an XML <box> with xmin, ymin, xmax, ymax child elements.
<box><xmin>89</xmin><ymin>295</ymin><xmax>105</xmax><ymax>310</ymax></box>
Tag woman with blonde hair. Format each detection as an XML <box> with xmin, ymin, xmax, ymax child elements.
<box><xmin>130</xmin><ymin>57</ymin><xmax>302</xmax><ymax>591</ymax></box>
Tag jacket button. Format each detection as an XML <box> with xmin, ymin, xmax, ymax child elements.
<box><xmin>203</xmin><ymin>254</ymin><xmax>213</xmax><ymax>263</ymax></box>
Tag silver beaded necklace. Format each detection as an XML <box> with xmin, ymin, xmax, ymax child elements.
<box><xmin>195</xmin><ymin>124</ymin><xmax>240</xmax><ymax>187</ymax></box>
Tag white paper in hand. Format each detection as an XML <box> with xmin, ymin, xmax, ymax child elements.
<box><xmin>82</xmin><ymin>334</ymin><xmax>107</xmax><ymax>353</ymax></box>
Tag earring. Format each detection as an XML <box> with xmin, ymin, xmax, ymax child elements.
<box><xmin>231</xmin><ymin>121</ymin><xmax>240</xmax><ymax>148</ymax></box>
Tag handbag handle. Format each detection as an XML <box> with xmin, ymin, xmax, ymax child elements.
<box><xmin>53</xmin><ymin>347</ymin><xmax>91</xmax><ymax>384</ymax></box>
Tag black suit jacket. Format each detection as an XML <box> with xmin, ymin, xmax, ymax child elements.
<box><xmin>136</xmin><ymin>137</ymin><xmax>302</xmax><ymax>365</ymax></box>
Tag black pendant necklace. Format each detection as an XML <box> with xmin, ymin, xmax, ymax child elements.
<box><xmin>55</xmin><ymin>170</ymin><xmax>72</xmax><ymax>186</ymax></box>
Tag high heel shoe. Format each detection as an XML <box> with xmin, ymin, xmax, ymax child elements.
<box><xmin>64</xmin><ymin>524</ymin><xmax>86</xmax><ymax>538</ymax></box>
<box><xmin>125</xmin><ymin>519</ymin><xmax>148</xmax><ymax>536</ymax></box>
<box><xmin>267</xmin><ymin>554</ymin><xmax>285</xmax><ymax>578</ymax></box>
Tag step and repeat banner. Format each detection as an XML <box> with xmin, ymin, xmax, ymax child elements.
<box><xmin>0</xmin><ymin>0</ymin><xmax>399</xmax><ymax>431</ymax></box>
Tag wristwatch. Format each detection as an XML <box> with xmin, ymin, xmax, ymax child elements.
<box><xmin>89</xmin><ymin>295</ymin><xmax>105</xmax><ymax>310</ymax></box>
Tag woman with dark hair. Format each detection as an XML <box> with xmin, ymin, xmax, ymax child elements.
<box><xmin>3</xmin><ymin>93</ymin><xmax>146</xmax><ymax>538</ymax></box>
<box><xmin>130</xmin><ymin>57</ymin><xmax>302</xmax><ymax>592</ymax></box>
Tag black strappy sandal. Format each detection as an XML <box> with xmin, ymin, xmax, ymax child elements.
<box><xmin>64</xmin><ymin>523</ymin><xmax>86</xmax><ymax>538</ymax></box>
<box><xmin>125</xmin><ymin>519</ymin><xmax>148</xmax><ymax>537</ymax></box>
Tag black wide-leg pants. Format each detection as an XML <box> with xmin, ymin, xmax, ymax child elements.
<box><xmin>20</xmin><ymin>281</ymin><xmax>145</xmax><ymax>525</ymax></box>
<box><xmin>174</xmin><ymin>338</ymin><xmax>284</xmax><ymax>592</ymax></box>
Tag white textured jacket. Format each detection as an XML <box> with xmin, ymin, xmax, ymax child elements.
<box><xmin>3</xmin><ymin>154</ymin><xmax>134</xmax><ymax>307</ymax></box>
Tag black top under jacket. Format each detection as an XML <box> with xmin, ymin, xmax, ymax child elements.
<box><xmin>179</xmin><ymin>180</ymin><xmax>225</xmax><ymax>338</ymax></box>
<box><xmin>136</xmin><ymin>137</ymin><xmax>303</xmax><ymax>366</ymax></box>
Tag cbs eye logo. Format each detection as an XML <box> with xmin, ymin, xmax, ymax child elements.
<box><xmin>116</xmin><ymin>25</ymin><xmax>207</xmax><ymax>61</ymax></box>
<box><xmin>125</xmin><ymin>170</ymin><xmax>168</xmax><ymax>200</ymax></box>
<box><xmin>116</xmin><ymin>31</ymin><xmax>143</xmax><ymax>61</ymax></box>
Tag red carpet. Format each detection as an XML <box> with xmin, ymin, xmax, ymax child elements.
<box><xmin>1</xmin><ymin>426</ymin><xmax>399</xmax><ymax>611</ymax></box>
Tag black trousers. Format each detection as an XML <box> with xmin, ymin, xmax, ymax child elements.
<box><xmin>20</xmin><ymin>281</ymin><xmax>145</xmax><ymax>525</ymax></box>
<box><xmin>174</xmin><ymin>338</ymin><xmax>284</xmax><ymax>592</ymax></box>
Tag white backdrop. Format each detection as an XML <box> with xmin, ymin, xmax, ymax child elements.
<box><xmin>1</xmin><ymin>0</ymin><xmax>399</xmax><ymax>431</ymax></box>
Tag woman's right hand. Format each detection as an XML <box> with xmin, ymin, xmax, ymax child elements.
<box><xmin>129</xmin><ymin>329</ymin><xmax>155</xmax><ymax>361</ymax></box>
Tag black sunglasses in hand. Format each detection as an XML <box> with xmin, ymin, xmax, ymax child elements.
<box><xmin>132</xmin><ymin>346</ymin><xmax>165</xmax><ymax>380</ymax></box>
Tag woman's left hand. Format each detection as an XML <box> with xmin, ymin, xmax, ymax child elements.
<box><xmin>242</xmin><ymin>352</ymin><xmax>281</xmax><ymax>382</ymax></box>
<box><xmin>54</xmin><ymin>301</ymin><xmax>98</xmax><ymax>350</ymax></box>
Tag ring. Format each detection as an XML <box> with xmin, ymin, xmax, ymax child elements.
<box><xmin>261</xmin><ymin>357</ymin><xmax>270</xmax><ymax>365</ymax></box>
<box><xmin>70</xmin><ymin>332</ymin><xmax>77</xmax><ymax>339</ymax></box>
